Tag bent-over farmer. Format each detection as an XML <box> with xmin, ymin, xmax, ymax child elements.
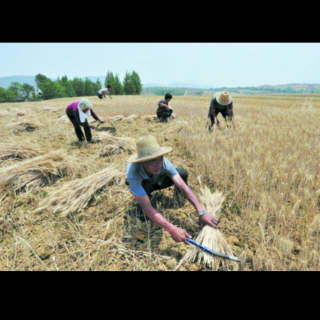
<box><xmin>157</xmin><ymin>93</ymin><xmax>173</xmax><ymax>123</ymax></box>
<box><xmin>208</xmin><ymin>91</ymin><xmax>235</xmax><ymax>131</ymax></box>
<box><xmin>98</xmin><ymin>85</ymin><xmax>112</xmax><ymax>100</ymax></box>
<box><xmin>125</xmin><ymin>135</ymin><xmax>219</xmax><ymax>243</ymax></box>
<box><xmin>66</xmin><ymin>98</ymin><xmax>104</xmax><ymax>143</ymax></box>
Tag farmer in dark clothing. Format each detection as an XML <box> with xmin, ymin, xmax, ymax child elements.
<box><xmin>157</xmin><ymin>93</ymin><xmax>173</xmax><ymax>123</ymax></box>
<box><xmin>208</xmin><ymin>91</ymin><xmax>235</xmax><ymax>132</ymax></box>
<box><xmin>66</xmin><ymin>99</ymin><xmax>104</xmax><ymax>142</ymax></box>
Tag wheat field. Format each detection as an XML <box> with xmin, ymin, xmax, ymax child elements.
<box><xmin>0</xmin><ymin>94</ymin><xmax>320</xmax><ymax>271</ymax></box>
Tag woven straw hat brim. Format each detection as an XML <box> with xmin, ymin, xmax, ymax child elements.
<box><xmin>215</xmin><ymin>92</ymin><xmax>232</xmax><ymax>105</ymax></box>
<box><xmin>128</xmin><ymin>147</ymin><xmax>172</xmax><ymax>163</ymax></box>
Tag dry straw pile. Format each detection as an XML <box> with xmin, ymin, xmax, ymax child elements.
<box><xmin>8</xmin><ymin>119</ymin><xmax>43</xmax><ymax>134</ymax></box>
<box><xmin>97</xmin><ymin>132</ymin><xmax>136</xmax><ymax>157</ymax></box>
<box><xmin>0</xmin><ymin>143</ymin><xmax>42</xmax><ymax>162</ymax></box>
<box><xmin>35</xmin><ymin>165</ymin><xmax>122</xmax><ymax>217</ymax></box>
<box><xmin>0</xmin><ymin>150</ymin><xmax>74</xmax><ymax>194</ymax></box>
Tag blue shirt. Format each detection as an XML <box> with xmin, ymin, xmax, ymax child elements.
<box><xmin>126</xmin><ymin>157</ymin><xmax>178</xmax><ymax>196</ymax></box>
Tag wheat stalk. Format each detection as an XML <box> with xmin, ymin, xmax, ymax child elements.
<box><xmin>176</xmin><ymin>181</ymin><xmax>237</xmax><ymax>270</ymax></box>
<box><xmin>35</xmin><ymin>165</ymin><xmax>122</xmax><ymax>217</ymax></box>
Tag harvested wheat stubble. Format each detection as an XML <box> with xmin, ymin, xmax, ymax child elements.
<box><xmin>0</xmin><ymin>143</ymin><xmax>42</xmax><ymax>162</ymax></box>
<box><xmin>43</xmin><ymin>106</ymin><xmax>62</xmax><ymax>113</ymax></box>
<box><xmin>57</xmin><ymin>115</ymin><xmax>71</xmax><ymax>124</ymax></box>
<box><xmin>35</xmin><ymin>165</ymin><xmax>122</xmax><ymax>217</ymax></box>
<box><xmin>0</xmin><ymin>110</ymin><xmax>10</xmax><ymax>116</ymax></box>
<box><xmin>0</xmin><ymin>150</ymin><xmax>74</xmax><ymax>194</ymax></box>
<box><xmin>176</xmin><ymin>185</ymin><xmax>238</xmax><ymax>271</ymax></box>
<box><xmin>8</xmin><ymin>119</ymin><xmax>42</xmax><ymax>133</ymax></box>
<box><xmin>97</xmin><ymin>132</ymin><xmax>136</xmax><ymax>157</ymax></box>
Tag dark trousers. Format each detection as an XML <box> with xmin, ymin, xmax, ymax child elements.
<box><xmin>157</xmin><ymin>109</ymin><xmax>173</xmax><ymax>121</ymax></box>
<box><xmin>97</xmin><ymin>93</ymin><xmax>103</xmax><ymax>99</ymax></box>
<box><xmin>208</xmin><ymin>109</ymin><xmax>233</xmax><ymax>131</ymax></box>
<box><xmin>67</xmin><ymin>115</ymin><xmax>92</xmax><ymax>142</ymax></box>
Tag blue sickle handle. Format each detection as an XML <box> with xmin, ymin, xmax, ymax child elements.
<box><xmin>186</xmin><ymin>238</ymin><xmax>241</xmax><ymax>263</ymax></box>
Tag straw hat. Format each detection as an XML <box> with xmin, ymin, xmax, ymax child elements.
<box><xmin>215</xmin><ymin>91</ymin><xmax>232</xmax><ymax>105</ymax></box>
<box><xmin>128</xmin><ymin>136</ymin><xmax>172</xmax><ymax>163</ymax></box>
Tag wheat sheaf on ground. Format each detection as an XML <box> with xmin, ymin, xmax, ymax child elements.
<box><xmin>7</xmin><ymin>119</ymin><xmax>43</xmax><ymax>134</ymax></box>
<box><xmin>0</xmin><ymin>150</ymin><xmax>74</xmax><ymax>194</ymax></box>
<box><xmin>0</xmin><ymin>143</ymin><xmax>43</xmax><ymax>162</ymax></box>
<box><xmin>35</xmin><ymin>165</ymin><xmax>123</xmax><ymax>217</ymax></box>
<box><xmin>176</xmin><ymin>183</ymin><xmax>238</xmax><ymax>271</ymax></box>
<box><xmin>97</xmin><ymin>132</ymin><xmax>136</xmax><ymax>157</ymax></box>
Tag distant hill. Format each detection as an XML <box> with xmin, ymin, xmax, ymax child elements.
<box><xmin>258</xmin><ymin>83</ymin><xmax>320</xmax><ymax>91</ymax></box>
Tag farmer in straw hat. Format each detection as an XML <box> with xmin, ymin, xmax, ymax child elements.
<box><xmin>208</xmin><ymin>91</ymin><xmax>235</xmax><ymax>131</ymax></box>
<box><xmin>66</xmin><ymin>98</ymin><xmax>105</xmax><ymax>143</ymax></box>
<box><xmin>157</xmin><ymin>93</ymin><xmax>173</xmax><ymax>123</ymax></box>
<box><xmin>126</xmin><ymin>135</ymin><xmax>219</xmax><ymax>243</ymax></box>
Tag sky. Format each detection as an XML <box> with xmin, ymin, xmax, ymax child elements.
<box><xmin>0</xmin><ymin>42</ymin><xmax>319</xmax><ymax>87</ymax></box>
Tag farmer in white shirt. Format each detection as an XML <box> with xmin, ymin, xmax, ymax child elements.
<box><xmin>125</xmin><ymin>135</ymin><xmax>219</xmax><ymax>243</ymax></box>
<box><xmin>98</xmin><ymin>85</ymin><xmax>112</xmax><ymax>100</ymax></box>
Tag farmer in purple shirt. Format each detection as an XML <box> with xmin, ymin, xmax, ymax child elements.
<box><xmin>66</xmin><ymin>99</ymin><xmax>104</xmax><ymax>143</ymax></box>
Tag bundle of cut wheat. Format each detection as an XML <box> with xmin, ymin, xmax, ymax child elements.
<box><xmin>176</xmin><ymin>184</ymin><xmax>238</xmax><ymax>271</ymax></box>
<box><xmin>8</xmin><ymin>119</ymin><xmax>42</xmax><ymax>134</ymax></box>
<box><xmin>141</xmin><ymin>115</ymin><xmax>157</xmax><ymax>122</ymax></box>
<box><xmin>0</xmin><ymin>143</ymin><xmax>42</xmax><ymax>162</ymax></box>
<box><xmin>98</xmin><ymin>132</ymin><xmax>136</xmax><ymax>157</ymax></box>
<box><xmin>107</xmin><ymin>115</ymin><xmax>124</xmax><ymax>122</ymax></box>
<box><xmin>123</xmin><ymin>114</ymin><xmax>138</xmax><ymax>123</ymax></box>
<box><xmin>35</xmin><ymin>165</ymin><xmax>122</xmax><ymax>217</ymax></box>
<box><xmin>0</xmin><ymin>150</ymin><xmax>74</xmax><ymax>194</ymax></box>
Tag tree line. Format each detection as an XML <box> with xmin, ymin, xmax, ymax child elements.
<box><xmin>0</xmin><ymin>71</ymin><xmax>143</xmax><ymax>103</ymax></box>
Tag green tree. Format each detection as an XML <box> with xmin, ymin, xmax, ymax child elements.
<box><xmin>95</xmin><ymin>79</ymin><xmax>102</xmax><ymax>92</ymax></box>
<box><xmin>112</xmin><ymin>74</ymin><xmax>123</xmax><ymax>95</ymax></box>
<box><xmin>123</xmin><ymin>72</ymin><xmax>135</xmax><ymax>95</ymax></box>
<box><xmin>72</xmin><ymin>77</ymin><xmax>86</xmax><ymax>97</ymax></box>
<box><xmin>0</xmin><ymin>87</ymin><xmax>8</xmax><ymax>103</ymax></box>
<box><xmin>35</xmin><ymin>74</ymin><xmax>65</xmax><ymax>100</ymax></box>
<box><xmin>57</xmin><ymin>75</ymin><xmax>75</xmax><ymax>97</ymax></box>
<box><xmin>84</xmin><ymin>77</ymin><xmax>97</xmax><ymax>96</ymax></box>
<box><xmin>4</xmin><ymin>88</ymin><xmax>17</xmax><ymax>102</ymax></box>
<box><xmin>105</xmin><ymin>71</ymin><xmax>114</xmax><ymax>88</ymax></box>
<box><xmin>131</xmin><ymin>70</ymin><xmax>143</xmax><ymax>95</ymax></box>
<box><xmin>21</xmin><ymin>83</ymin><xmax>36</xmax><ymax>100</ymax></box>
<box><xmin>8</xmin><ymin>82</ymin><xmax>24</xmax><ymax>101</ymax></box>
